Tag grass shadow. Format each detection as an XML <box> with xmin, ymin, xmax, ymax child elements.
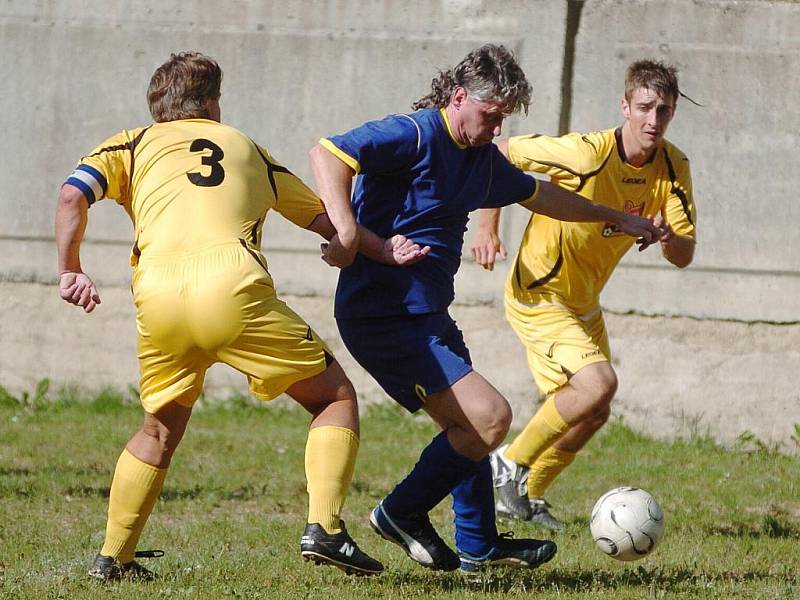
<box><xmin>415</xmin><ymin>564</ymin><xmax>795</xmax><ymax>594</ymax></box>
<box><xmin>705</xmin><ymin>516</ymin><xmax>800</xmax><ymax>539</ymax></box>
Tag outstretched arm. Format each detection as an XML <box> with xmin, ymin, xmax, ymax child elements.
<box><xmin>55</xmin><ymin>184</ymin><xmax>101</xmax><ymax>313</ymax></box>
<box><xmin>520</xmin><ymin>181</ymin><xmax>663</xmax><ymax>248</ymax></box>
<box><xmin>307</xmin><ymin>214</ymin><xmax>430</xmax><ymax>266</ymax></box>
<box><xmin>308</xmin><ymin>143</ymin><xmax>360</xmax><ymax>267</ymax></box>
<box><xmin>470</xmin><ymin>208</ymin><xmax>507</xmax><ymax>271</ymax></box>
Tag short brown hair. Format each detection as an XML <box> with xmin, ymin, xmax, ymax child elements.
<box><xmin>412</xmin><ymin>44</ymin><xmax>532</xmax><ymax>115</ymax></box>
<box><xmin>147</xmin><ymin>52</ymin><xmax>222</xmax><ymax>122</ymax></box>
<box><xmin>625</xmin><ymin>59</ymin><xmax>679</xmax><ymax>104</ymax></box>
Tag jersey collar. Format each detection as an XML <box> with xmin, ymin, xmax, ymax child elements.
<box><xmin>440</xmin><ymin>108</ymin><xmax>467</xmax><ymax>149</ymax></box>
<box><xmin>615</xmin><ymin>126</ymin><xmax>657</xmax><ymax>166</ymax></box>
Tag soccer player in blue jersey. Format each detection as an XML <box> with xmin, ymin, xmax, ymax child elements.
<box><xmin>309</xmin><ymin>44</ymin><xmax>662</xmax><ymax>574</ymax></box>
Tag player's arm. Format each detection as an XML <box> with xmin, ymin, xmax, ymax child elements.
<box><xmin>307</xmin><ymin>213</ymin><xmax>430</xmax><ymax>266</ymax></box>
<box><xmin>308</xmin><ymin>143</ymin><xmax>360</xmax><ymax>268</ymax></box>
<box><xmin>310</xmin><ymin>114</ymin><xmax>421</xmax><ymax>268</ymax></box>
<box><xmin>519</xmin><ymin>181</ymin><xmax>662</xmax><ymax>247</ymax></box>
<box><xmin>650</xmin><ymin>212</ymin><xmax>695</xmax><ymax>268</ymax></box>
<box><xmin>657</xmin><ymin>221</ymin><xmax>695</xmax><ymax>268</ymax></box>
<box><xmin>656</xmin><ymin>154</ymin><xmax>696</xmax><ymax>268</ymax></box>
<box><xmin>55</xmin><ymin>184</ymin><xmax>100</xmax><ymax>313</ymax></box>
<box><xmin>470</xmin><ymin>208</ymin><xmax>506</xmax><ymax>271</ymax></box>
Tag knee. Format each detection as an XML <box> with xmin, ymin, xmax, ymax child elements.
<box><xmin>140</xmin><ymin>421</ymin><xmax>181</xmax><ymax>461</ymax></box>
<box><xmin>587</xmin><ymin>403</ymin><xmax>612</xmax><ymax>429</ymax></box>
<box><xmin>584</xmin><ymin>370</ymin><xmax>618</xmax><ymax>413</ymax></box>
<box><xmin>475</xmin><ymin>402</ymin><xmax>512</xmax><ymax>451</ymax></box>
<box><xmin>597</xmin><ymin>366</ymin><xmax>618</xmax><ymax>399</ymax></box>
<box><xmin>336</xmin><ymin>379</ymin><xmax>357</xmax><ymax>405</ymax></box>
<box><xmin>317</xmin><ymin>378</ymin><xmax>358</xmax><ymax>419</ymax></box>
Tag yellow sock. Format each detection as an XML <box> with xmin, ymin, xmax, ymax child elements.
<box><xmin>305</xmin><ymin>425</ymin><xmax>359</xmax><ymax>534</ymax></box>
<box><xmin>100</xmin><ymin>449</ymin><xmax>168</xmax><ymax>563</ymax></box>
<box><xmin>504</xmin><ymin>395</ymin><xmax>569</xmax><ymax>466</ymax></box>
<box><xmin>526</xmin><ymin>446</ymin><xmax>577</xmax><ymax>498</ymax></box>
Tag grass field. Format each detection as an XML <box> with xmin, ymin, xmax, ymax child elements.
<box><xmin>1</xmin><ymin>383</ymin><xmax>798</xmax><ymax>599</ymax></box>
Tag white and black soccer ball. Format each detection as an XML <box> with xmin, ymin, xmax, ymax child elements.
<box><xmin>589</xmin><ymin>486</ymin><xmax>664</xmax><ymax>561</ymax></box>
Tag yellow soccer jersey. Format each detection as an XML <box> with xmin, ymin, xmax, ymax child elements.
<box><xmin>506</xmin><ymin>127</ymin><xmax>696</xmax><ymax>313</ymax></box>
<box><xmin>65</xmin><ymin>119</ymin><xmax>324</xmax><ymax>266</ymax></box>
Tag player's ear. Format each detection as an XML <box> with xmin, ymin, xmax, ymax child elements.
<box><xmin>204</xmin><ymin>96</ymin><xmax>221</xmax><ymax>122</ymax></box>
<box><xmin>621</xmin><ymin>96</ymin><xmax>630</xmax><ymax>120</ymax></box>
<box><xmin>452</xmin><ymin>86</ymin><xmax>468</xmax><ymax>109</ymax></box>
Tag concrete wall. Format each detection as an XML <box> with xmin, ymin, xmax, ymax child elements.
<box><xmin>3</xmin><ymin>0</ymin><xmax>799</xmax><ymax>321</ymax></box>
<box><xmin>1</xmin><ymin>1</ymin><xmax>799</xmax><ymax>449</ymax></box>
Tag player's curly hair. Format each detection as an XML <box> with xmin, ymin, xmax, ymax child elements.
<box><xmin>625</xmin><ymin>59</ymin><xmax>679</xmax><ymax>103</ymax></box>
<box><xmin>412</xmin><ymin>44</ymin><xmax>532</xmax><ymax>115</ymax></box>
<box><xmin>147</xmin><ymin>52</ymin><xmax>222</xmax><ymax>122</ymax></box>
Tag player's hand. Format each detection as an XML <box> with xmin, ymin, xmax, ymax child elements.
<box><xmin>635</xmin><ymin>214</ymin><xmax>673</xmax><ymax>252</ymax></box>
<box><xmin>320</xmin><ymin>232</ymin><xmax>359</xmax><ymax>268</ymax></box>
<box><xmin>614</xmin><ymin>213</ymin><xmax>659</xmax><ymax>251</ymax></box>
<box><xmin>58</xmin><ymin>271</ymin><xmax>101</xmax><ymax>313</ymax></box>
<box><xmin>383</xmin><ymin>235</ymin><xmax>431</xmax><ymax>266</ymax></box>
<box><xmin>652</xmin><ymin>214</ymin><xmax>674</xmax><ymax>244</ymax></box>
<box><xmin>470</xmin><ymin>228</ymin><xmax>507</xmax><ymax>271</ymax></box>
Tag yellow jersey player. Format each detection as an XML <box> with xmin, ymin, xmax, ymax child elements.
<box><xmin>56</xmin><ymin>52</ymin><xmax>425</xmax><ymax>580</ymax></box>
<box><xmin>470</xmin><ymin>59</ymin><xmax>695</xmax><ymax>529</ymax></box>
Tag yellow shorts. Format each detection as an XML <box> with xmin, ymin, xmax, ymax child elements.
<box><xmin>504</xmin><ymin>294</ymin><xmax>610</xmax><ymax>396</ymax></box>
<box><xmin>132</xmin><ymin>242</ymin><xmax>331</xmax><ymax>413</ymax></box>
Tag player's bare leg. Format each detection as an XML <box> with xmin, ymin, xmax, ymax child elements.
<box><xmin>127</xmin><ymin>400</ymin><xmax>194</xmax><ymax>467</ymax></box>
<box><xmin>552</xmin><ymin>362</ymin><xmax>617</xmax><ymax>427</ymax></box>
<box><xmin>423</xmin><ymin>371</ymin><xmax>512</xmax><ymax>460</ymax></box>
<box><xmin>90</xmin><ymin>399</ymin><xmax>193</xmax><ymax>581</ymax></box>
<box><xmin>286</xmin><ymin>360</ymin><xmax>383</xmax><ymax>575</ymax></box>
<box><xmin>498</xmin><ymin>362</ymin><xmax>617</xmax><ymax>528</ymax></box>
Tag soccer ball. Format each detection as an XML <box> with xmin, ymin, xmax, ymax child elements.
<box><xmin>589</xmin><ymin>486</ymin><xmax>664</xmax><ymax>561</ymax></box>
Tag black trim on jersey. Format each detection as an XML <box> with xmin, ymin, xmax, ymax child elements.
<box><xmin>614</xmin><ymin>127</ymin><xmax>657</xmax><ymax>166</ymax></box>
<box><xmin>86</xmin><ymin>127</ymin><xmax>151</xmax><ymax>176</ymax></box>
<box><xmin>614</xmin><ymin>127</ymin><xmax>627</xmax><ymax>163</ymax></box>
<box><xmin>82</xmin><ymin>126</ymin><xmax>151</xmax><ymax>208</ymax></box>
<box><xmin>663</xmin><ymin>149</ymin><xmax>693</xmax><ymax>226</ymax></box>
<box><xmin>249</xmin><ymin>218</ymin><xmax>261</xmax><ymax>246</ymax></box>
<box><xmin>251</xmin><ymin>141</ymin><xmax>292</xmax><ymax>200</ymax></box>
<box><xmin>323</xmin><ymin>349</ymin><xmax>334</xmax><ymax>367</ymax></box>
<box><xmin>239</xmin><ymin>238</ymin><xmax>270</xmax><ymax>274</ymax></box>
<box><xmin>528</xmin><ymin>148</ymin><xmax>612</xmax><ymax>194</ymax></box>
<box><xmin>127</xmin><ymin>127</ymin><xmax>151</xmax><ymax>190</ymax></box>
<box><xmin>515</xmin><ymin>230</ymin><xmax>565</xmax><ymax>291</ymax></box>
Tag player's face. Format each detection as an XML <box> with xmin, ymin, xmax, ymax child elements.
<box><xmin>460</xmin><ymin>96</ymin><xmax>509</xmax><ymax>147</ymax></box>
<box><xmin>622</xmin><ymin>87</ymin><xmax>676</xmax><ymax>152</ymax></box>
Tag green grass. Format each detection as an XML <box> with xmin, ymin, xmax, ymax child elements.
<box><xmin>0</xmin><ymin>384</ymin><xmax>798</xmax><ymax>599</ymax></box>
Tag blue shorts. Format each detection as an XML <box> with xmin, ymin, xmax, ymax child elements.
<box><xmin>337</xmin><ymin>312</ymin><xmax>473</xmax><ymax>412</ymax></box>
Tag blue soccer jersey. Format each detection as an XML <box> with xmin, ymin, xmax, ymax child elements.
<box><xmin>321</xmin><ymin>108</ymin><xmax>539</xmax><ymax>318</ymax></box>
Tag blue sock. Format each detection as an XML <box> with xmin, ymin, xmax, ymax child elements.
<box><xmin>451</xmin><ymin>456</ymin><xmax>498</xmax><ymax>556</ymax></box>
<box><xmin>383</xmin><ymin>431</ymin><xmax>478</xmax><ymax>517</ymax></box>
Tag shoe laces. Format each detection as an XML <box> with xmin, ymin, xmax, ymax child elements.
<box><xmin>134</xmin><ymin>550</ymin><xmax>165</xmax><ymax>559</ymax></box>
<box><xmin>492</xmin><ymin>450</ymin><xmax>529</xmax><ymax>494</ymax></box>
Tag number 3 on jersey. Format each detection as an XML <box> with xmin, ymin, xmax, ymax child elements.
<box><xmin>187</xmin><ymin>138</ymin><xmax>225</xmax><ymax>187</ymax></box>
